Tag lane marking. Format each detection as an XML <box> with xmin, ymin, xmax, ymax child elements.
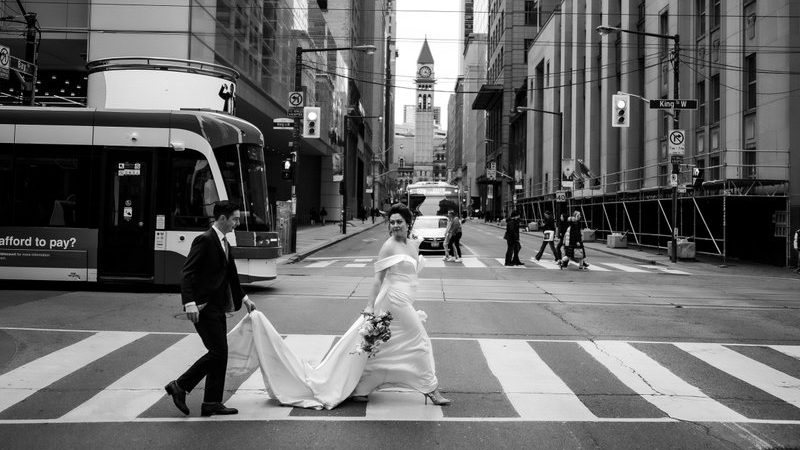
<box><xmin>529</xmin><ymin>258</ymin><xmax>559</xmax><ymax>270</ymax></box>
<box><xmin>676</xmin><ymin>343</ymin><xmax>800</xmax><ymax>409</ymax></box>
<box><xmin>344</xmin><ymin>263</ymin><xmax>366</xmax><ymax>268</ymax></box>
<box><xmin>0</xmin><ymin>331</ymin><xmax>146</xmax><ymax>414</ymax></box>
<box><xmin>771</xmin><ymin>345</ymin><xmax>800</xmax><ymax>360</ymax></box>
<box><xmin>580</xmin><ymin>341</ymin><xmax>748</xmax><ymax>422</ymax></box>
<box><xmin>601</xmin><ymin>263</ymin><xmax>649</xmax><ymax>273</ymax></box>
<box><xmin>60</xmin><ymin>334</ymin><xmax>203</xmax><ymax>421</ymax></box>
<box><xmin>480</xmin><ymin>339</ymin><xmax>596</xmax><ymax>420</ymax></box>
<box><xmin>306</xmin><ymin>260</ymin><xmax>336</xmax><ymax>268</ymax></box>
<box><xmin>366</xmin><ymin>389</ymin><xmax>444</xmax><ymax>420</ymax></box>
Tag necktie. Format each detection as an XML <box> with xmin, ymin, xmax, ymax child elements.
<box><xmin>221</xmin><ymin>236</ymin><xmax>229</xmax><ymax>260</ymax></box>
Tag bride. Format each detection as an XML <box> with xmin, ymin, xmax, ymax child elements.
<box><xmin>226</xmin><ymin>203</ymin><xmax>451</xmax><ymax>410</ymax></box>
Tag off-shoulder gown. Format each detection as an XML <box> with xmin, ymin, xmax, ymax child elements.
<box><xmin>226</xmin><ymin>254</ymin><xmax>439</xmax><ymax>410</ymax></box>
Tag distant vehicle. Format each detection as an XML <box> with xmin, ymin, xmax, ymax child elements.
<box><xmin>413</xmin><ymin>215</ymin><xmax>449</xmax><ymax>252</ymax></box>
<box><xmin>0</xmin><ymin>107</ymin><xmax>280</xmax><ymax>285</ymax></box>
<box><xmin>406</xmin><ymin>181</ymin><xmax>462</xmax><ymax>218</ymax></box>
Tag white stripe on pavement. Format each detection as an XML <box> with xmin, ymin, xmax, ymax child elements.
<box><xmin>305</xmin><ymin>260</ymin><xmax>336</xmax><ymax>268</ymax></box>
<box><xmin>0</xmin><ymin>331</ymin><xmax>146</xmax><ymax>414</ymax></box>
<box><xmin>479</xmin><ymin>339</ymin><xmax>596</xmax><ymax>420</ymax></box>
<box><xmin>601</xmin><ymin>263</ymin><xmax>649</xmax><ymax>273</ymax></box>
<box><xmin>424</xmin><ymin>258</ymin><xmax>446</xmax><ymax>268</ymax></box>
<box><xmin>676</xmin><ymin>343</ymin><xmax>800</xmax><ymax>409</ymax></box>
<box><xmin>583</xmin><ymin>262</ymin><xmax>611</xmax><ymax>271</ymax></box>
<box><xmin>640</xmin><ymin>265</ymin><xmax>691</xmax><ymax>275</ymax></box>
<box><xmin>344</xmin><ymin>263</ymin><xmax>366</xmax><ymax>268</ymax></box>
<box><xmin>770</xmin><ymin>345</ymin><xmax>800</xmax><ymax>360</ymax></box>
<box><xmin>225</xmin><ymin>369</ymin><xmax>291</xmax><ymax>419</ymax></box>
<box><xmin>460</xmin><ymin>257</ymin><xmax>486</xmax><ymax>268</ymax></box>
<box><xmin>579</xmin><ymin>341</ymin><xmax>748</xmax><ymax>422</ymax></box>
<box><xmin>61</xmin><ymin>334</ymin><xmax>203</xmax><ymax>421</ymax></box>
<box><xmin>365</xmin><ymin>389</ymin><xmax>444</xmax><ymax>420</ymax></box>
<box><xmin>529</xmin><ymin>259</ymin><xmax>560</xmax><ymax>270</ymax></box>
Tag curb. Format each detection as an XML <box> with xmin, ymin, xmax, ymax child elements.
<box><xmin>475</xmin><ymin>221</ymin><xmax>663</xmax><ymax>266</ymax></box>
<box><xmin>278</xmin><ymin>221</ymin><xmax>384</xmax><ymax>265</ymax></box>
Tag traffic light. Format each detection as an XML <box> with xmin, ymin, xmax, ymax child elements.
<box><xmin>612</xmin><ymin>94</ymin><xmax>630</xmax><ymax>128</ymax></box>
<box><xmin>302</xmin><ymin>106</ymin><xmax>321</xmax><ymax>138</ymax></box>
<box><xmin>280</xmin><ymin>155</ymin><xmax>294</xmax><ymax>180</ymax></box>
<box><xmin>692</xmin><ymin>166</ymin><xmax>704</xmax><ymax>189</ymax></box>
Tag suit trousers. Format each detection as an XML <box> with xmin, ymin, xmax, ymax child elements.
<box><xmin>505</xmin><ymin>240</ymin><xmax>521</xmax><ymax>265</ymax></box>
<box><xmin>177</xmin><ymin>309</ymin><xmax>228</xmax><ymax>403</ymax></box>
<box><xmin>536</xmin><ymin>240</ymin><xmax>560</xmax><ymax>260</ymax></box>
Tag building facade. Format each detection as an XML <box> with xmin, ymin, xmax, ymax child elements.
<box><xmin>517</xmin><ymin>0</ymin><xmax>798</xmax><ymax>266</ymax></box>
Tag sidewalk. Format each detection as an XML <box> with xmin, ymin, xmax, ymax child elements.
<box><xmin>276</xmin><ymin>219</ymin><xmax>384</xmax><ymax>264</ymax></box>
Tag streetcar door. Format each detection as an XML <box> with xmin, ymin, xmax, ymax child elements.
<box><xmin>98</xmin><ymin>150</ymin><xmax>155</xmax><ymax>280</ymax></box>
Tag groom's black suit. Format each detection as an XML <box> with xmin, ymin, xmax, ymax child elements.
<box><xmin>177</xmin><ymin>227</ymin><xmax>245</xmax><ymax>403</ymax></box>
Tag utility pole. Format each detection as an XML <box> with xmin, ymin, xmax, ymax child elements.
<box><xmin>670</xmin><ymin>36</ymin><xmax>681</xmax><ymax>263</ymax></box>
<box><xmin>290</xmin><ymin>46</ymin><xmax>303</xmax><ymax>253</ymax></box>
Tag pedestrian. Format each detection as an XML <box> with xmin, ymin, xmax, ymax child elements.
<box><xmin>319</xmin><ymin>207</ymin><xmax>327</xmax><ymax>225</ymax></box>
<box><xmin>309</xmin><ymin>206</ymin><xmax>318</xmax><ymax>225</ymax></box>
<box><xmin>794</xmin><ymin>227</ymin><xmax>800</xmax><ymax>273</ymax></box>
<box><xmin>371</xmin><ymin>207</ymin><xmax>376</xmax><ymax>224</ymax></box>
<box><xmin>446</xmin><ymin>209</ymin><xmax>462</xmax><ymax>262</ymax></box>
<box><xmin>504</xmin><ymin>210</ymin><xmax>523</xmax><ymax>266</ymax></box>
<box><xmin>165</xmin><ymin>200</ymin><xmax>257</xmax><ymax>417</ymax></box>
<box><xmin>555</xmin><ymin>212</ymin><xmax>569</xmax><ymax>262</ymax></box>
<box><xmin>360</xmin><ymin>205</ymin><xmax>367</xmax><ymax>224</ymax></box>
<box><xmin>559</xmin><ymin>211</ymin><xmax>589</xmax><ymax>270</ymax></box>
<box><xmin>535</xmin><ymin>210</ymin><xmax>560</xmax><ymax>262</ymax></box>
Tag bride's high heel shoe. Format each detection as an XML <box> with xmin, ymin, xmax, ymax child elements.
<box><xmin>350</xmin><ymin>395</ymin><xmax>369</xmax><ymax>403</ymax></box>
<box><xmin>423</xmin><ymin>389</ymin><xmax>451</xmax><ymax>406</ymax></box>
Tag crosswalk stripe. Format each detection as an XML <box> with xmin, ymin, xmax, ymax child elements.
<box><xmin>675</xmin><ymin>343</ymin><xmax>800</xmax><ymax>409</ymax></box>
<box><xmin>0</xmin><ymin>331</ymin><xmax>146</xmax><ymax>414</ymax></box>
<box><xmin>344</xmin><ymin>263</ymin><xmax>366</xmax><ymax>268</ymax></box>
<box><xmin>225</xmin><ymin>370</ymin><xmax>291</xmax><ymax>419</ymax></box>
<box><xmin>529</xmin><ymin>259</ymin><xmax>559</xmax><ymax>270</ymax></box>
<box><xmin>601</xmin><ymin>263</ymin><xmax>649</xmax><ymax>273</ymax></box>
<box><xmin>771</xmin><ymin>345</ymin><xmax>800</xmax><ymax>360</ymax></box>
<box><xmin>583</xmin><ymin>262</ymin><xmax>611</xmax><ymax>271</ymax></box>
<box><xmin>60</xmin><ymin>334</ymin><xmax>204</xmax><ymax>421</ymax></box>
<box><xmin>640</xmin><ymin>265</ymin><xmax>691</xmax><ymax>275</ymax></box>
<box><xmin>425</xmin><ymin>258</ymin><xmax>445</xmax><ymax>268</ymax></box>
<box><xmin>460</xmin><ymin>257</ymin><xmax>486</xmax><ymax>268</ymax></box>
<box><xmin>579</xmin><ymin>341</ymin><xmax>748</xmax><ymax>422</ymax></box>
<box><xmin>365</xmin><ymin>389</ymin><xmax>444</xmax><ymax>420</ymax></box>
<box><xmin>479</xmin><ymin>339</ymin><xmax>596</xmax><ymax>420</ymax></box>
<box><xmin>306</xmin><ymin>260</ymin><xmax>336</xmax><ymax>268</ymax></box>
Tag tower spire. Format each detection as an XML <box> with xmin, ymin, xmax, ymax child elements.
<box><xmin>417</xmin><ymin>37</ymin><xmax>434</xmax><ymax>65</ymax></box>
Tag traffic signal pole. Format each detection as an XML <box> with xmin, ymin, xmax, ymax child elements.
<box><xmin>670</xmin><ymin>36</ymin><xmax>680</xmax><ymax>263</ymax></box>
<box><xmin>290</xmin><ymin>46</ymin><xmax>303</xmax><ymax>253</ymax></box>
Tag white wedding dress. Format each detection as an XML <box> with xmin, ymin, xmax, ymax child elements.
<box><xmin>226</xmin><ymin>253</ymin><xmax>439</xmax><ymax>410</ymax></box>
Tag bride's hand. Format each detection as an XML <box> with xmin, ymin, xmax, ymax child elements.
<box><xmin>362</xmin><ymin>306</ymin><xmax>374</xmax><ymax>315</ymax></box>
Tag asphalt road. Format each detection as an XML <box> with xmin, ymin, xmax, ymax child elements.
<box><xmin>0</xmin><ymin>221</ymin><xmax>799</xmax><ymax>449</ymax></box>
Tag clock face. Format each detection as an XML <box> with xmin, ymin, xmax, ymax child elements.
<box><xmin>419</xmin><ymin>66</ymin><xmax>432</xmax><ymax>78</ymax></box>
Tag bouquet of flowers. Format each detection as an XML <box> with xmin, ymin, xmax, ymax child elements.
<box><xmin>353</xmin><ymin>311</ymin><xmax>393</xmax><ymax>358</ymax></box>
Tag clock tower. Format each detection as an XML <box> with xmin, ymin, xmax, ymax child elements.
<box><xmin>413</xmin><ymin>37</ymin><xmax>436</xmax><ymax>179</ymax></box>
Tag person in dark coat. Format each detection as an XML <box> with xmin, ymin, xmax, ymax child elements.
<box><xmin>504</xmin><ymin>211</ymin><xmax>523</xmax><ymax>266</ymax></box>
<box><xmin>558</xmin><ymin>211</ymin><xmax>589</xmax><ymax>269</ymax></box>
<box><xmin>165</xmin><ymin>201</ymin><xmax>256</xmax><ymax>417</ymax></box>
<box><xmin>535</xmin><ymin>211</ymin><xmax>560</xmax><ymax>261</ymax></box>
<box><xmin>554</xmin><ymin>212</ymin><xmax>569</xmax><ymax>262</ymax></box>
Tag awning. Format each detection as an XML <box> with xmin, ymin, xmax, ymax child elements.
<box><xmin>472</xmin><ymin>84</ymin><xmax>503</xmax><ymax>110</ymax></box>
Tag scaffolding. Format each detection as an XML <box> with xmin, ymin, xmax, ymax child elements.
<box><xmin>511</xmin><ymin>149</ymin><xmax>792</xmax><ymax>266</ymax></box>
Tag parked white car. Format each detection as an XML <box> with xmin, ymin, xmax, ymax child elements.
<box><xmin>412</xmin><ymin>216</ymin><xmax>449</xmax><ymax>252</ymax></box>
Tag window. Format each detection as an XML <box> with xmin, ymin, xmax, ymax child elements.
<box><xmin>745</xmin><ymin>53</ymin><xmax>756</xmax><ymax>111</ymax></box>
<box><xmin>696</xmin><ymin>0</ymin><xmax>706</xmax><ymax>37</ymax></box>
<box><xmin>9</xmin><ymin>146</ymin><xmax>91</xmax><ymax>227</ymax></box>
<box><xmin>523</xmin><ymin>39</ymin><xmax>533</xmax><ymax>63</ymax></box>
<box><xmin>171</xmin><ymin>150</ymin><xmax>217</xmax><ymax>229</ymax></box>
<box><xmin>712</xmin><ymin>0</ymin><xmax>721</xmax><ymax>29</ymax></box>
<box><xmin>743</xmin><ymin>145</ymin><xmax>757</xmax><ymax>179</ymax></box>
<box><xmin>696</xmin><ymin>81</ymin><xmax>706</xmax><ymax>127</ymax></box>
<box><xmin>660</xmin><ymin>11</ymin><xmax>669</xmax><ymax>58</ymax></box>
<box><xmin>711</xmin><ymin>74</ymin><xmax>720</xmax><ymax>124</ymax></box>
<box><xmin>524</xmin><ymin>0</ymin><xmax>538</xmax><ymax>26</ymax></box>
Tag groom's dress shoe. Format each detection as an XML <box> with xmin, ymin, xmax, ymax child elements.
<box><xmin>165</xmin><ymin>380</ymin><xmax>189</xmax><ymax>415</ymax></box>
<box><xmin>201</xmin><ymin>402</ymin><xmax>238</xmax><ymax>416</ymax></box>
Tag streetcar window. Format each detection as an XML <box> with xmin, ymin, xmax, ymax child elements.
<box><xmin>8</xmin><ymin>146</ymin><xmax>90</xmax><ymax>227</ymax></box>
<box><xmin>170</xmin><ymin>150</ymin><xmax>216</xmax><ymax>229</ymax></box>
<box><xmin>213</xmin><ymin>144</ymin><xmax>270</xmax><ymax>231</ymax></box>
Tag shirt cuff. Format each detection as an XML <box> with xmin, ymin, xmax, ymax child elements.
<box><xmin>242</xmin><ymin>295</ymin><xmax>251</xmax><ymax>303</ymax></box>
<box><xmin>184</xmin><ymin>302</ymin><xmax>196</xmax><ymax>311</ymax></box>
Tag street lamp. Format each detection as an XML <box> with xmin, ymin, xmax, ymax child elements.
<box><xmin>290</xmin><ymin>44</ymin><xmax>376</xmax><ymax>250</ymax></box>
<box><xmin>596</xmin><ymin>25</ymin><xmax>681</xmax><ymax>263</ymax></box>
<box><xmin>342</xmin><ymin>112</ymin><xmax>382</xmax><ymax>234</ymax></box>
<box><xmin>514</xmin><ymin>106</ymin><xmax>565</xmax><ymax>212</ymax></box>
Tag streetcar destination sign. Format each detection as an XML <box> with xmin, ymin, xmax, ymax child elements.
<box><xmin>649</xmin><ymin>99</ymin><xmax>698</xmax><ymax>110</ymax></box>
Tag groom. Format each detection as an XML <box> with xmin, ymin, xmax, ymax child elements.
<box><xmin>165</xmin><ymin>200</ymin><xmax>256</xmax><ymax>416</ymax></box>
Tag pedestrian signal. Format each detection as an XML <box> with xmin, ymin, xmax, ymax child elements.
<box><xmin>281</xmin><ymin>156</ymin><xmax>294</xmax><ymax>180</ymax></box>
<box><xmin>692</xmin><ymin>166</ymin><xmax>704</xmax><ymax>189</ymax></box>
<box><xmin>302</xmin><ymin>106</ymin><xmax>321</xmax><ymax>138</ymax></box>
<box><xmin>612</xmin><ymin>94</ymin><xmax>630</xmax><ymax>128</ymax></box>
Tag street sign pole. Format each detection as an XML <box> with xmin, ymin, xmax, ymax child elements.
<box><xmin>671</xmin><ymin>36</ymin><xmax>680</xmax><ymax>263</ymax></box>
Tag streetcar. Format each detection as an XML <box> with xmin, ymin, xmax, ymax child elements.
<box><xmin>406</xmin><ymin>181</ymin><xmax>463</xmax><ymax>218</ymax></box>
<box><xmin>0</xmin><ymin>106</ymin><xmax>280</xmax><ymax>284</ymax></box>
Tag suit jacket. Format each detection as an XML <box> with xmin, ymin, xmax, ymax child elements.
<box><xmin>180</xmin><ymin>228</ymin><xmax>244</xmax><ymax>313</ymax></box>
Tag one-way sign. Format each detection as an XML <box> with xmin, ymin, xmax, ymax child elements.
<box><xmin>649</xmin><ymin>99</ymin><xmax>698</xmax><ymax>110</ymax></box>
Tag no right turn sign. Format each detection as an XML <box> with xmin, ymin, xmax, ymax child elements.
<box><xmin>668</xmin><ymin>129</ymin><xmax>685</xmax><ymax>156</ymax></box>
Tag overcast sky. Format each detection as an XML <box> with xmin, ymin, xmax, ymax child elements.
<box><xmin>394</xmin><ymin>0</ymin><xmax>462</xmax><ymax>130</ymax></box>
